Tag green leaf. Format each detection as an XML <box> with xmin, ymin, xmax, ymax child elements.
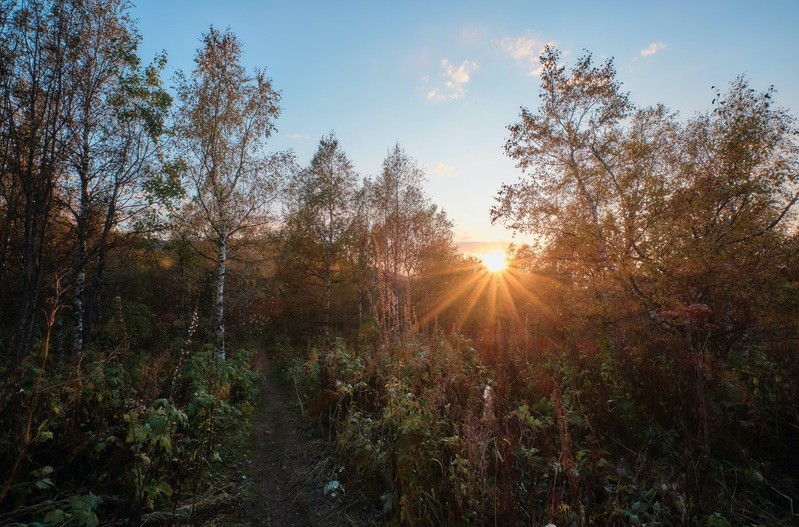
<box><xmin>35</xmin><ymin>477</ymin><xmax>54</xmax><ymax>489</ymax></box>
<box><xmin>43</xmin><ymin>508</ymin><xmax>70</xmax><ymax>526</ymax></box>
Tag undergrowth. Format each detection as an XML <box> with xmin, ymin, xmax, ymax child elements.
<box><xmin>0</xmin><ymin>341</ymin><xmax>259</xmax><ymax>526</ymax></box>
<box><xmin>284</xmin><ymin>333</ymin><xmax>799</xmax><ymax>526</ymax></box>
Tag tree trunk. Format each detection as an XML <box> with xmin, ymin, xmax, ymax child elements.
<box><xmin>215</xmin><ymin>233</ymin><xmax>227</xmax><ymax>361</ymax></box>
<box><xmin>56</xmin><ymin>306</ymin><xmax>65</xmax><ymax>367</ymax></box>
<box><xmin>72</xmin><ymin>104</ymin><xmax>94</xmax><ymax>355</ymax></box>
<box><xmin>694</xmin><ymin>346</ymin><xmax>711</xmax><ymax>455</ymax></box>
<box><xmin>83</xmin><ymin>252</ymin><xmax>102</xmax><ymax>349</ymax></box>
<box><xmin>323</xmin><ymin>250</ymin><xmax>332</xmax><ymax>348</ymax></box>
<box><xmin>10</xmin><ymin>0</ymin><xmax>68</xmax><ymax>367</ymax></box>
<box><xmin>84</xmin><ymin>190</ymin><xmax>117</xmax><ymax>349</ymax></box>
<box><xmin>84</xmin><ymin>247</ymin><xmax>107</xmax><ymax>349</ymax></box>
<box><xmin>13</xmin><ymin>180</ymin><xmax>47</xmax><ymax>366</ymax></box>
<box><xmin>72</xmin><ymin>258</ymin><xmax>85</xmax><ymax>354</ymax></box>
<box><xmin>0</xmin><ymin>207</ymin><xmax>15</xmax><ymax>296</ymax></box>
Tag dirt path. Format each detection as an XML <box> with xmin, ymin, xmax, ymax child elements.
<box><xmin>245</xmin><ymin>350</ymin><xmax>377</xmax><ymax>527</ymax></box>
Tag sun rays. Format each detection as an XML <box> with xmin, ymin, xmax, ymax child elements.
<box><xmin>419</xmin><ymin>257</ymin><xmax>554</xmax><ymax>332</ymax></box>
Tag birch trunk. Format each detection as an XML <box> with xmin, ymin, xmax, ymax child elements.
<box><xmin>215</xmin><ymin>233</ymin><xmax>227</xmax><ymax>361</ymax></box>
<box><xmin>72</xmin><ymin>264</ymin><xmax>85</xmax><ymax>353</ymax></box>
<box><xmin>72</xmin><ymin>118</ymin><xmax>91</xmax><ymax>354</ymax></box>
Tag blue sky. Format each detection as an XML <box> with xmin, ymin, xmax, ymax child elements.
<box><xmin>134</xmin><ymin>1</ymin><xmax>799</xmax><ymax>246</ymax></box>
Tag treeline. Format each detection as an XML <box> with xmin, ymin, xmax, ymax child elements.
<box><xmin>0</xmin><ymin>0</ymin><xmax>476</xmax><ymax>369</ymax></box>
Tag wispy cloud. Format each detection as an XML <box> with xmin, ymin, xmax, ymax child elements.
<box><xmin>425</xmin><ymin>58</ymin><xmax>478</xmax><ymax>101</ymax></box>
<box><xmin>431</xmin><ymin>162</ymin><xmax>458</xmax><ymax>178</ymax></box>
<box><xmin>495</xmin><ymin>33</ymin><xmax>554</xmax><ymax>76</ymax></box>
<box><xmin>287</xmin><ymin>133</ymin><xmax>310</xmax><ymax>140</ymax></box>
<box><xmin>638</xmin><ymin>41</ymin><xmax>666</xmax><ymax>58</ymax></box>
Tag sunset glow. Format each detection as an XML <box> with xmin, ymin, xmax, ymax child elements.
<box><xmin>477</xmin><ymin>251</ymin><xmax>507</xmax><ymax>273</ymax></box>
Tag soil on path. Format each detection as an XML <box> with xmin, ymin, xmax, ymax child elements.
<box><xmin>245</xmin><ymin>350</ymin><xmax>378</xmax><ymax>527</ymax></box>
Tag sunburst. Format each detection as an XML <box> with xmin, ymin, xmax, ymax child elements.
<box><xmin>418</xmin><ymin>254</ymin><xmax>557</xmax><ymax>337</ymax></box>
<box><xmin>477</xmin><ymin>251</ymin><xmax>508</xmax><ymax>273</ymax></box>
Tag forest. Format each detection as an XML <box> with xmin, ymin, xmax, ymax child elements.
<box><xmin>1</xmin><ymin>0</ymin><xmax>798</xmax><ymax>526</ymax></box>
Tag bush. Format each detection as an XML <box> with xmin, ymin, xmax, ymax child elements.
<box><xmin>0</xmin><ymin>342</ymin><xmax>259</xmax><ymax>525</ymax></box>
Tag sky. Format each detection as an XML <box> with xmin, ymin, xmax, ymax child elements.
<box><xmin>133</xmin><ymin>0</ymin><xmax>799</xmax><ymax>250</ymax></box>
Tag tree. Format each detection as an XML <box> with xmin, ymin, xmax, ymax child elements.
<box><xmin>370</xmin><ymin>145</ymin><xmax>453</xmax><ymax>336</ymax></box>
<box><xmin>495</xmin><ymin>47</ymin><xmax>799</xmax><ymax>347</ymax></box>
<box><xmin>174</xmin><ymin>27</ymin><xmax>282</xmax><ymax>360</ymax></box>
<box><xmin>0</xmin><ymin>0</ymin><xmax>82</xmax><ymax>365</ymax></box>
<box><xmin>60</xmin><ymin>0</ymin><xmax>171</xmax><ymax>354</ymax></box>
<box><xmin>495</xmin><ymin>47</ymin><xmax>634</xmax><ymax>267</ymax></box>
<box><xmin>282</xmin><ymin>133</ymin><xmax>364</xmax><ymax>346</ymax></box>
<box><xmin>494</xmin><ymin>46</ymin><xmax>799</xmax><ymax>455</ymax></box>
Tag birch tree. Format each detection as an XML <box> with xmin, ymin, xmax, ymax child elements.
<box><xmin>175</xmin><ymin>27</ymin><xmax>281</xmax><ymax>360</ymax></box>
<box><xmin>495</xmin><ymin>46</ymin><xmax>799</xmax><ymax>353</ymax></box>
<box><xmin>283</xmin><ymin>133</ymin><xmax>363</xmax><ymax>346</ymax></box>
<box><xmin>61</xmin><ymin>0</ymin><xmax>170</xmax><ymax>354</ymax></box>
<box><xmin>495</xmin><ymin>47</ymin><xmax>799</xmax><ymax>453</ymax></box>
<box><xmin>370</xmin><ymin>145</ymin><xmax>453</xmax><ymax>335</ymax></box>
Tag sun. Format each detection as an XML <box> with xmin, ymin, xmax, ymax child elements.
<box><xmin>477</xmin><ymin>251</ymin><xmax>508</xmax><ymax>273</ymax></box>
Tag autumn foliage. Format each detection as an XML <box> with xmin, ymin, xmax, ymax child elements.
<box><xmin>283</xmin><ymin>49</ymin><xmax>799</xmax><ymax>525</ymax></box>
<box><xmin>1</xmin><ymin>1</ymin><xmax>798</xmax><ymax>524</ymax></box>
